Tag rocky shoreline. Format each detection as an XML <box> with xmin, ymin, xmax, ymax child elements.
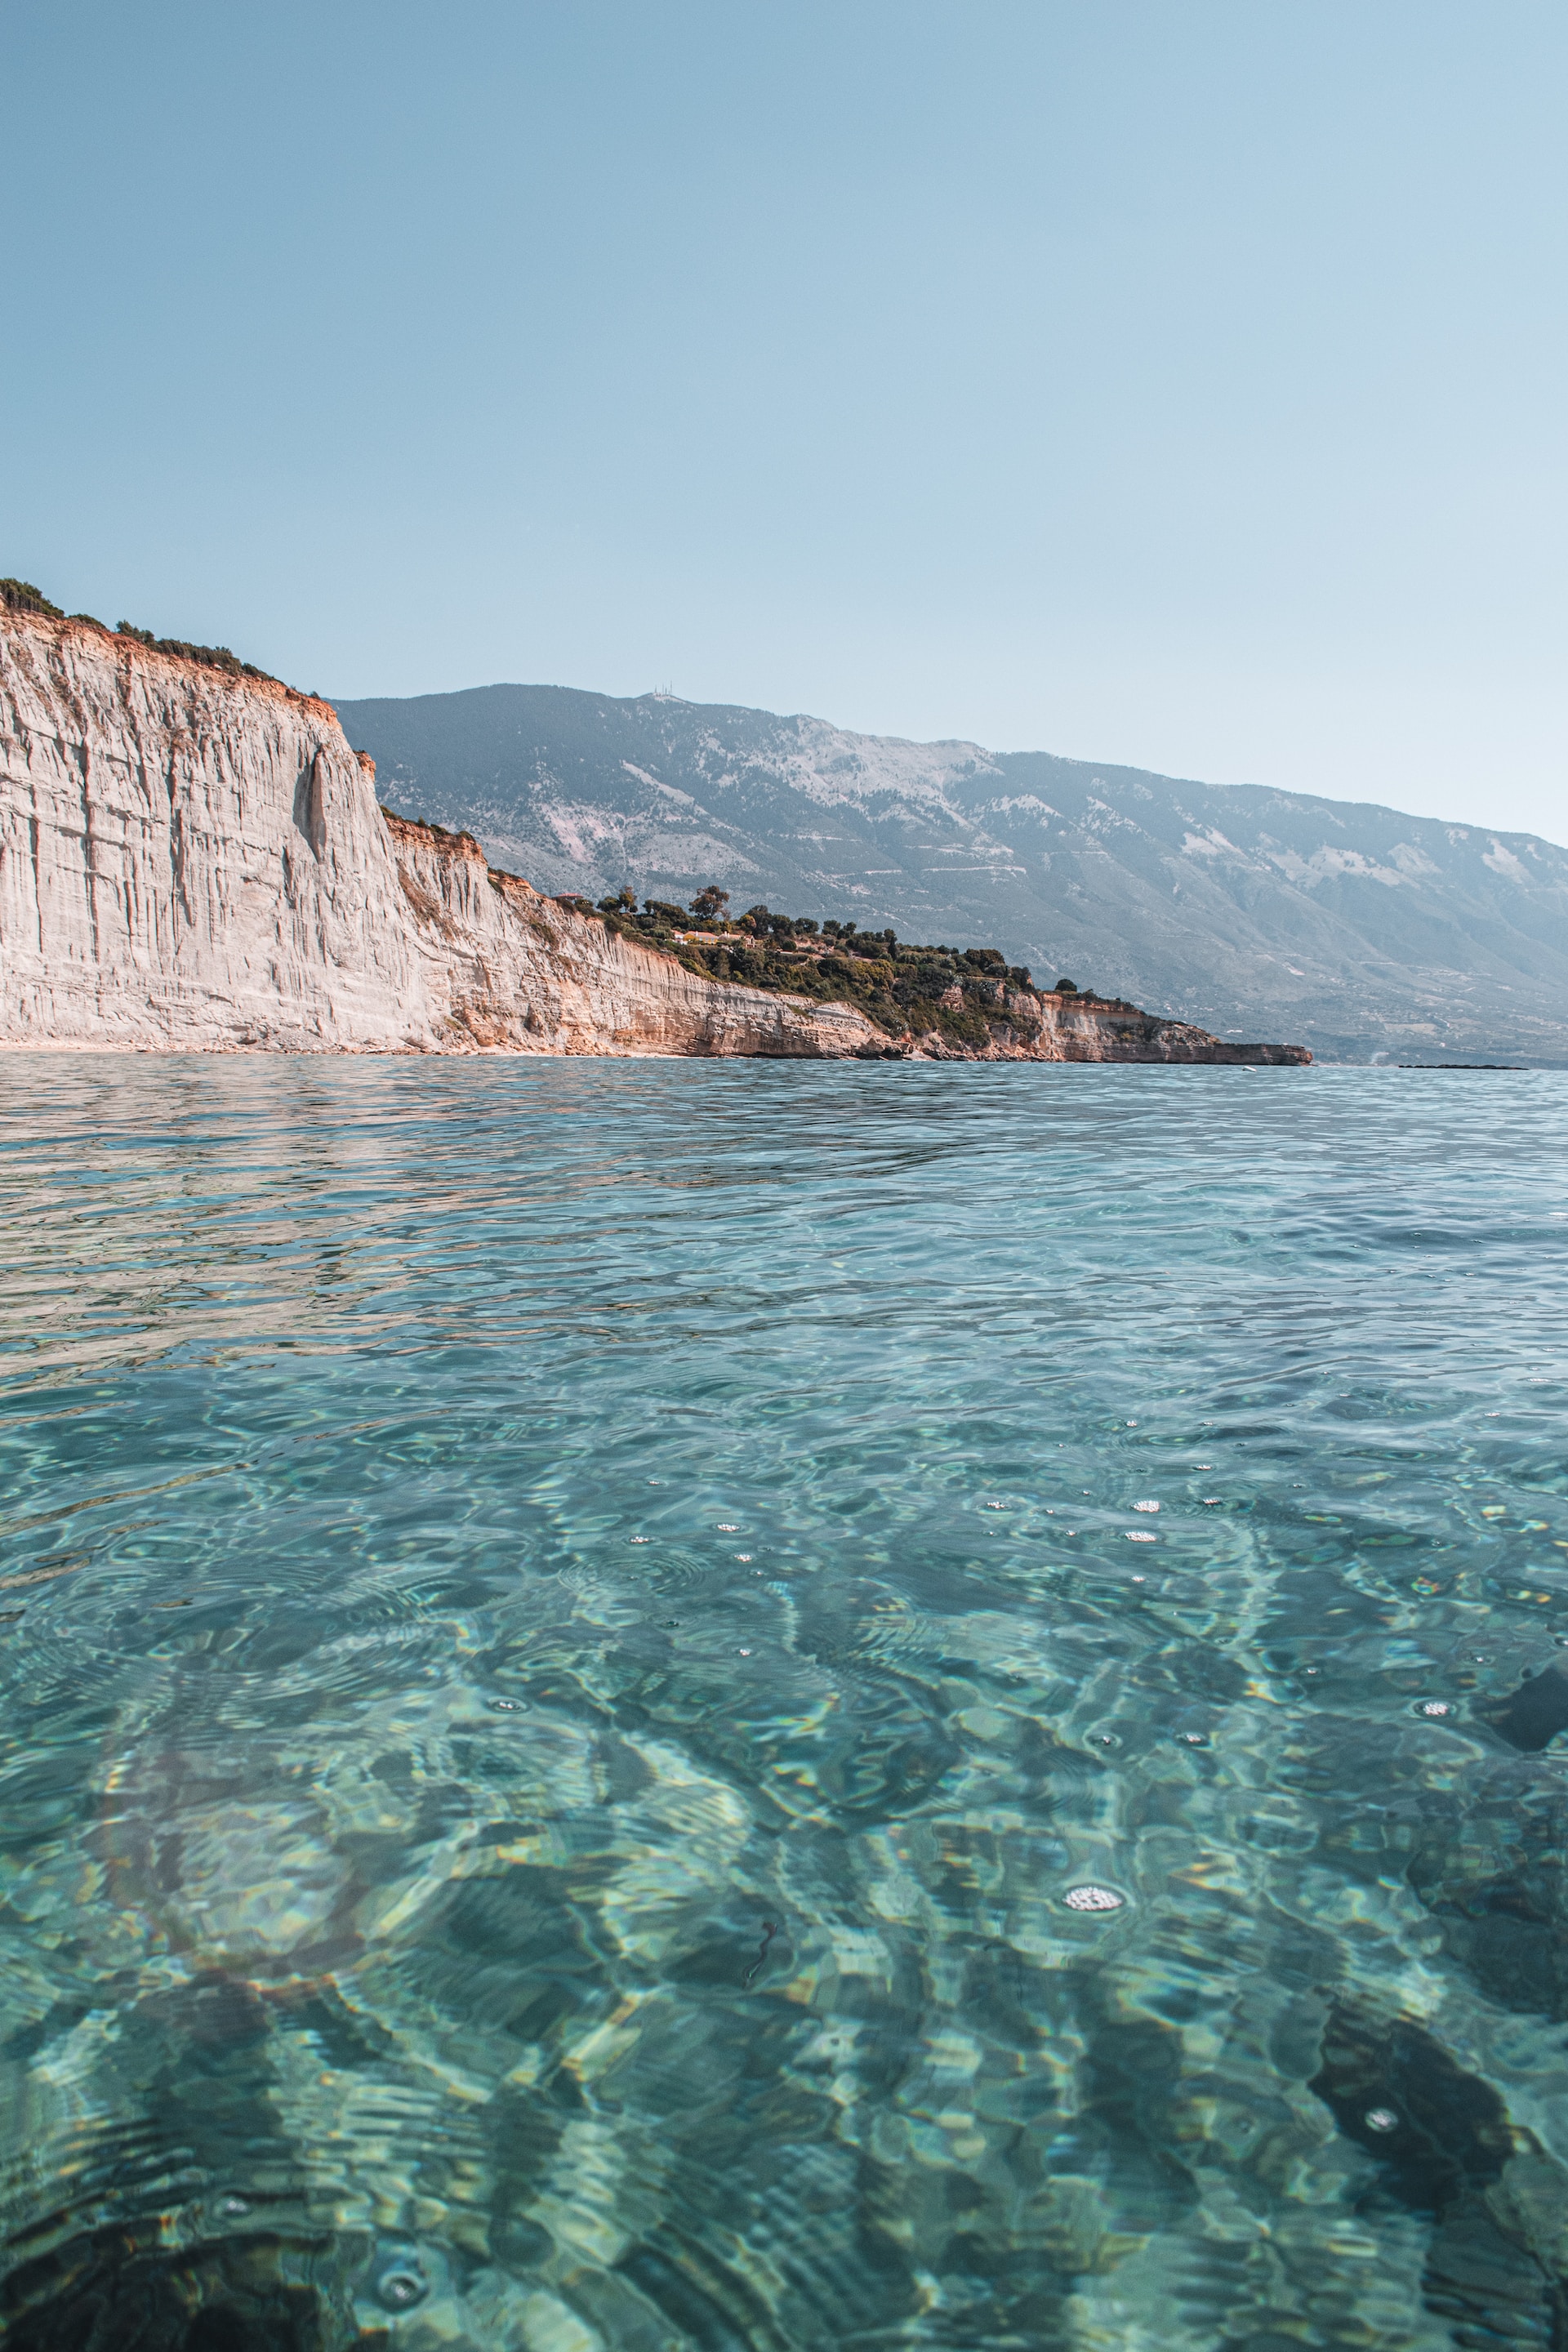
<box><xmin>0</xmin><ymin>604</ymin><xmax>1308</xmax><ymax>1063</ymax></box>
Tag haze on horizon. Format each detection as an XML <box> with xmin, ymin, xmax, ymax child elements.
<box><xmin>4</xmin><ymin>1</ymin><xmax>1565</xmax><ymax>844</ymax></box>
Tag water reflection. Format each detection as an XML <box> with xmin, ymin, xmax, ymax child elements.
<box><xmin>2</xmin><ymin>1057</ymin><xmax>1567</xmax><ymax>2347</ymax></box>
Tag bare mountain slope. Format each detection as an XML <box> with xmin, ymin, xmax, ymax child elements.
<box><xmin>1</xmin><ymin>604</ymin><xmax>1298</xmax><ymax>1062</ymax></box>
<box><xmin>0</xmin><ymin>608</ymin><xmax>876</xmax><ymax>1058</ymax></box>
<box><xmin>338</xmin><ymin>682</ymin><xmax>1568</xmax><ymax>1062</ymax></box>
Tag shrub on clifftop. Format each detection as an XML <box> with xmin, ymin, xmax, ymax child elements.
<box><xmin>114</xmin><ymin>622</ymin><xmax>276</xmax><ymax>684</ymax></box>
<box><xmin>0</xmin><ymin>577</ymin><xmax>296</xmax><ymax>691</ymax></box>
<box><xmin>578</xmin><ymin>884</ymin><xmax>1058</xmax><ymax>1048</ymax></box>
<box><xmin>1</xmin><ymin>579</ymin><xmax>65</xmax><ymax>620</ymax></box>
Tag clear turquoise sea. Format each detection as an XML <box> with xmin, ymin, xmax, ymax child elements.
<box><xmin>3</xmin><ymin>1058</ymin><xmax>1568</xmax><ymax>2350</ymax></box>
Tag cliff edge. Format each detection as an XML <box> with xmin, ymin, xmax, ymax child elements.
<box><xmin>0</xmin><ymin>604</ymin><xmax>1307</xmax><ymax>1062</ymax></box>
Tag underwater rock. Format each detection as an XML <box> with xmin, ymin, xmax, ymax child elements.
<box><xmin>1308</xmin><ymin>2003</ymin><xmax>1512</xmax><ymax>2211</ymax></box>
<box><xmin>1404</xmin><ymin>1766</ymin><xmax>1568</xmax><ymax>2022</ymax></box>
<box><xmin>1483</xmin><ymin>1665</ymin><xmax>1568</xmax><ymax>1753</ymax></box>
<box><xmin>1309</xmin><ymin>2002</ymin><xmax>1566</xmax><ymax>2344</ymax></box>
<box><xmin>0</xmin><ymin>2218</ymin><xmax>363</xmax><ymax>2352</ymax></box>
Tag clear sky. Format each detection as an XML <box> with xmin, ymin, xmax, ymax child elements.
<box><xmin>5</xmin><ymin>2</ymin><xmax>1565</xmax><ymax>839</ymax></box>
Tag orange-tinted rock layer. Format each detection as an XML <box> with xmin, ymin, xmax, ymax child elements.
<box><xmin>0</xmin><ymin>609</ymin><xmax>1307</xmax><ymax>1062</ymax></box>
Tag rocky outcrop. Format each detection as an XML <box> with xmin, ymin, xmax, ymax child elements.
<box><xmin>0</xmin><ymin>609</ymin><xmax>880</xmax><ymax>1058</ymax></box>
<box><xmin>385</xmin><ymin>813</ymin><xmax>880</xmax><ymax>1056</ymax></box>
<box><xmin>342</xmin><ymin>678</ymin><xmax>1564</xmax><ymax>1065</ymax></box>
<box><xmin>1</xmin><ymin>610</ymin><xmax>421</xmax><ymax>1050</ymax></box>
<box><xmin>890</xmin><ymin>988</ymin><xmax>1305</xmax><ymax>1063</ymax></box>
<box><xmin>0</xmin><ymin>608</ymin><xmax>1307</xmax><ymax>1062</ymax></box>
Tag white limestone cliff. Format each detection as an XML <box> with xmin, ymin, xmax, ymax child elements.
<box><xmin>0</xmin><ymin>609</ymin><xmax>881</xmax><ymax>1057</ymax></box>
<box><xmin>0</xmin><ymin>607</ymin><xmax>1307</xmax><ymax>1062</ymax></box>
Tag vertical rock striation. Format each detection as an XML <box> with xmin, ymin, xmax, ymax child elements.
<box><xmin>1</xmin><ymin>608</ymin><xmax>1307</xmax><ymax>1062</ymax></box>
<box><xmin>384</xmin><ymin>812</ymin><xmax>884</xmax><ymax>1056</ymax></box>
<box><xmin>1</xmin><ymin>610</ymin><xmax>420</xmax><ymax>1049</ymax></box>
<box><xmin>0</xmin><ymin>609</ymin><xmax>880</xmax><ymax>1056</ymax></box>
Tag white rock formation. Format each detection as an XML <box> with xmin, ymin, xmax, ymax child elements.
<box><xmin>0</xmin><ymin>606</ymin><xmax>1306</xmax><ymax>1062</ymax></box>
<box><xmin>0</xmin><ymin>610</ymin><xmax>881</xmax><ymax>1056</ymax></box>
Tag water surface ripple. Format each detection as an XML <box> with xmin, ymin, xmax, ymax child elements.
<box><xmin>2</xmin><ymin>1058</ymin><xmax>1568</xmax><ymax>2350</ymax></box>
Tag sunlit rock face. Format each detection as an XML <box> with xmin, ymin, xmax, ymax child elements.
<box><xmin>341</xmin><ymin>679</ymin><xmax>1568</xmax><ymax>1063</ymax></box>
<box><xmin>2</xmin><ymin>608</ymin><xmax>1304</xmax><ymax>1061</ymax></box>
<box><xmin>0</xmin><ymin>612</ymin><xmax>884</xmax><ymax>1059</ymax></box>
<box><xmin>0</xmin><ymin>617</ymin><xmax>419</xmax><ymax>1050</ymax></box>
<box><xmin>382</xmin><ymin>810</ymin><xmax>888</xmax><ymax>1058</ymax></box>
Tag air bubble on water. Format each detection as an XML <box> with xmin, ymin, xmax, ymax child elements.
<box><xmin>1063</xmin><ymin>1884</ymin><xmax>1124</xmax><ymax>1912</ymax></box>
<box><xmin>373</xmin><ymin>2256</ymin><xmax>430</xmax><ymax>2313</ymax></box>
<box><xmin>1364</xmin><ymin>2108</ymin><xmax>1398</xmax><ymax>2134</ymax></box>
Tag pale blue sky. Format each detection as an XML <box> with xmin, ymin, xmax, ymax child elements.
<box><xmin>5</xmin><ymin>2</ymin><xmax>1565</xmax><ymax>835</ymax></box>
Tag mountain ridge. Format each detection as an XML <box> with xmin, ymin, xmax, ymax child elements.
<box><xmin>0</xmin><ymin>605</ymin><xmax>1303</xmax><ymax>1064</ymax></box>
<box><xmin>338</xmin><ymin>681</ymin><xmax>1568</xmax><ymax>1062</ymax></box>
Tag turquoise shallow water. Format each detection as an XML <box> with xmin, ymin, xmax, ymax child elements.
<box><xmin>3</xmin><ymin>1057</ymin><xmax>1568</xmax><ymax>2350</ymax></box>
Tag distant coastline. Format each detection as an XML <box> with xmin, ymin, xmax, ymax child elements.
<box><xmin>341</xmin><ymin>678</ymin><xmax>1568</xmax><ymax>1067</ymax></box>
<box><xmin>1</xmin><ymin>592</ymin><xmax>1306</xmax><ymax>1063</ymax></box>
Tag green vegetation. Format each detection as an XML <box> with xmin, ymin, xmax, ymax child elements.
<box><xmin>550</xmin><ymin>889</ymin><xmax>1125</xmax><ymax>1045</ymax></box>
<box><xmin>374</xmin><ymin>811</ymin><xmax>1138</xmax><ymax>1045</ymax></box>
<box><xmin>114</xmin><ymin>622</ymin><xmax>276</xmax><ymax>684</ymax></box>
<box><xmin>0</xmin><ymin>579</ymin><xmax>65</xmax><ymax>619</ymax></box>
<box><xmin>2</xmin><ymin>577</ymin><xmax>289</xmax><ymax>688</ymax></box>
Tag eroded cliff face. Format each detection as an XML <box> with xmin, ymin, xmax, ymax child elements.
<box><xmin>1</xmin><ymin>611</ymin><xmax>420</xmax><ymax>1049</ymax></box>
<box><xmin>0</xmin><ymin>610</ymin><xmax>1307</xmax><ymax>1062</ymax></box>
<box><xmin>899</xmin><ymin>989</ymin><xmax>1303</xmax><ymax>1064</ymax></box>
<box><xmin>385</xmin><ymin>813</ymin><xmax>881</xmax><ymax>1057</ymax></box>
<box><xmin>0</xmin><ymin>610</ymin><xmax>881</xmax><ymax>1058</ymax></box>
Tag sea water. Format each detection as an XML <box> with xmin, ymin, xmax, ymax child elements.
<box><xmin>2</xmin><ymin>1056</ymin><xmax>1566</xmax><ymax>2350</ymax></box>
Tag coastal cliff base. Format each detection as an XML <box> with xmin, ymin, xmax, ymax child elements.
<box><xmin>1</xmin><ymin>607</ymin><xmax>1307</xmax><ymax>1064</ymax></box>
